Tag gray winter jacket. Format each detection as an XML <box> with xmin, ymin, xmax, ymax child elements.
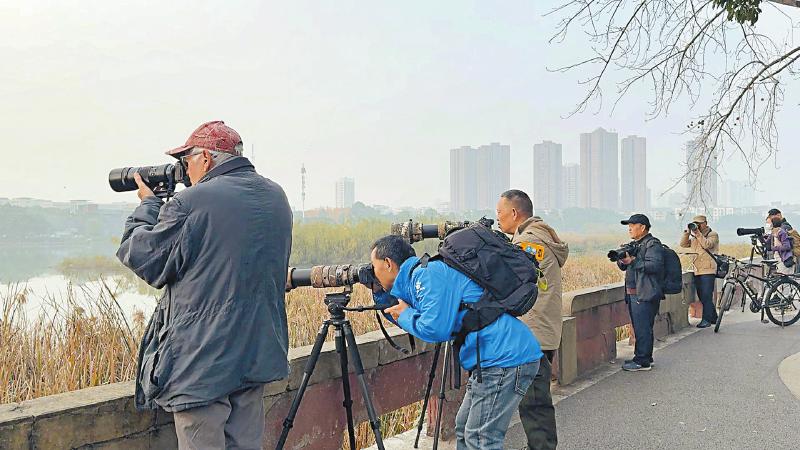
<box><xmin>117</xmin><ymin>156</ymin><xmax>292</xmax><ymax>412</ymax></box>
<box><xmin>617</xmin><ymin>233</ymin><xmax>665</xmax><ymax>303</ymax></box>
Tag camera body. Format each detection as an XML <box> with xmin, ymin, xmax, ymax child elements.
<box><xmin>607</xmin><ymin>242</ymin><xmax>640</xmax><ymax>262</ymax></box>
<box><xmin>108</xmin><ymin>164</ymin><xmax>191</xmax><ymax>198</ymax></box>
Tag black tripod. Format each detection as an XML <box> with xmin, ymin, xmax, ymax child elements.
<box><xmin>276</xmin><ymin>287</ymin><xmax>385</xmax><ymax>450</ymax></box>
<box><xmin>413</xmin><ymin>340</ymin><xmax>460</xmax><ymax>449</ymax></box>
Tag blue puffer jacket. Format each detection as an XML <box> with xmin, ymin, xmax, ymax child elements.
<box><xmin>390</xmin><ymin>257</ymin><xmax>542</xmax><ymax>371</ymax></box>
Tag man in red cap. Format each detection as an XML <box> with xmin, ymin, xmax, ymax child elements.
<box><xmin>117</xmin><ymin>120</ymin><xmax>293</xmax><ymax>450</ymax></box>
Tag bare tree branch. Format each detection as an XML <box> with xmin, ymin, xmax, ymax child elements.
<box><xmin>551</xmin><ymin>0</ymin><xmax>800</xmax><ymax>209</ymax></box>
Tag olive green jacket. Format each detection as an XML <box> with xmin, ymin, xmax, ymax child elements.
<box><xmin>512</xmin><ymin>217</ymin><xmax>569</xmax><ymax>351</ymax></box>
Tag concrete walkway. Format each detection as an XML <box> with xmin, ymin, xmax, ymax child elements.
<box><xmin>547</xmin><ymin>309</ymin><xmax>800</xmax><ymax>450</ymax></box>
<box><xmin>375</xmin><ymin>309</ymin><xmax>800</xmax><ymax>449</ymax></box>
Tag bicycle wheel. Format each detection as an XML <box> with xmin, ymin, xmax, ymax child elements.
<box><xmin>715</xmin><ymin>282</ymin><xmax>736</xmax><ymax>333</ymax></box>
<box><xmin>764</xmin><ymin>277</ymin><xmax>800</xmax><ymax>326</ymax></box>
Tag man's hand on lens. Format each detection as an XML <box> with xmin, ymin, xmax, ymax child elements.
<box><xmin>692</xmin><ymin>229</ymin><xmax>701</xmax><ymax>238</ymax></box>
<box><xmin>133</xmin><ymin>172</ymin><xmax>156</xmax><ymax>201</ymax></box>
<box><xmin>384</xmin><ymin>299</ymin><xmax>409</xmax><ymax>321</ymax></box>
<box><xmin>620</xmin><ymin>254</ymin><xmax>635</xmax><ymax>265</ymax></box>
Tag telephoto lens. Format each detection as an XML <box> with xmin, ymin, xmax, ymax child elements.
<box><xmin>285</xmin><ymin>263</ymin><xmax>371</xmax><ymax>291</ymax></box>
<box><xmin>108</xmin><ymin>164</ymin><xmax>190</xmax><ymax>195</ymax></box>
<box><xmin>736</xmin><ymin>227</ymin><xmax>765</xmax><ymax>237</ymax></box>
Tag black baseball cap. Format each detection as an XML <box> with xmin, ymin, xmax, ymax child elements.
<box><xmin>621</xmin><ymin>214</ymin><xmax>651</xmax><ymax>228</ymax></box>
<box><xmin>768</xmin><ymin>208</ymin><xmax>782</xmax><ymax>216</ymax></box>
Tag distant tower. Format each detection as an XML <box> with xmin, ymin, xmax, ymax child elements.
<box><xmin>301</xmin><ymin>164</ymin><xmax>307</xmax><ymax>221</ymax></box>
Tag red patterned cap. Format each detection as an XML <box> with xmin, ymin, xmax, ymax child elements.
<box><xmin>165</xmin><ymin>120</ymin><xmax>243</xmax><ymax>158</ymax></box>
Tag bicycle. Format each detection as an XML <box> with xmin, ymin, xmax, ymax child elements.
<box><xmin>714</xmin><ymin>255</ymin><xmax>800</xmax><ymax>332</ymax></box>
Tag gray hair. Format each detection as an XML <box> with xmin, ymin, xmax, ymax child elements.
<box><xmin>189</xmin><ymin>147</ymin><xmax>240</xmax><ymax>165</ymax></box>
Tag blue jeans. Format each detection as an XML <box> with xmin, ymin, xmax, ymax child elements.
<box><xmin>455</xmin><ymin>361</ymin><xmax>539</xmax><ymax>450</ymax></box>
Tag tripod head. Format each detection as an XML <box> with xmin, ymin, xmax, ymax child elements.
<box><xmin>324</xmin><ymin>287</ymin><xmax>352</xmax><ymax>319</ymax></box>
<box><xmin>323</xmin><ymin>286</ymin><xmax>388</xmax><ymax>320</ymax></box>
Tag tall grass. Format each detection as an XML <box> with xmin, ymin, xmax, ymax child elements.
<box><xmin>0</xmin><ymin>282</ymin><xmax>144</xmax><ymax>404</ymax></box>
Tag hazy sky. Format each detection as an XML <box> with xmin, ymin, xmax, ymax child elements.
<box><xmin>2</xmin><ymin>1</ymin><xmax>799</xmax><ymax>210</ymax></box>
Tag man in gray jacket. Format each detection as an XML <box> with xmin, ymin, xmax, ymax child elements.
<box><xmin>616</xmin><ymin>214</ymin><xmax>665</xmax><ymax>372</ymax></box>
<box><xmin>117</xmin><ymin>121</ymin><xmax>292</xmax><ymax>449</ymax></box>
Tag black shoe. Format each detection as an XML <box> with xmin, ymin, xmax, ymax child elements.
<box><xmin>697</xmin><ymin>320</ymin><xmax>712</xmax><ymax>328</ymax></box>
<box><xmin>623</xmin><ymin>361</ymin><xmax>651</xmax><ymax>371</ymax></box>
<box><xmin>624</xmin><ymin>358</ymin><xmax>654</xmax><ymax>367</ymax></box>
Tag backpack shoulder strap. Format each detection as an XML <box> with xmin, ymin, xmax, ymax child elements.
<box><xmin>408</xmin><ymin>253</ymin><xmax>430</xmax><ymax>278</ymax></box>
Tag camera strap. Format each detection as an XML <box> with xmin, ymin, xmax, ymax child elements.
<box><xmin>375</xmin><ymin>311</ymin><xmax>416</xmax><ymax>354</ymax></box>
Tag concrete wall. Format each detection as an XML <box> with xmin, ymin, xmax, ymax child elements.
<box><xmin>0</xmin><ymin>275</ymin><xmax>694</xmax><ymax>449</ymax></box>
<box><xmin>556</xmin><ymin>272</ymin><xmax>693</xmax><ymax>384</ymax></box>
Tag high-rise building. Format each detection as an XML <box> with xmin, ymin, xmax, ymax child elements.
<box><xmin>335</xmin><ymin>177</ymin><xmax>355</xmax><ymax>208</ymax></box>
<box><xmin>562</xmin><ymin>163</ymin><xmax>580</xmax><ymax>209</ymax></box>
<box><xmin>450</xmin><ymin>146</ymin><xmax>478</xmax><ymax>212</ymax></box>
<box><xmin>477</xmin><ymin>143</ymin><xmax>511</xmax><ymax>211</ymax></box>
<box><xmin>579</xmin><ymin>127</ymin><xmax>619</xmax><ymax>210</ymax></box>
<box><xmin>533</xmin><ymin>141</ymin><xmax>563</xmax><ymax>211</ymax></box>
<box><xmin>685</xmin><ymin>140</ymin><xmax>718</xmax><ymax>207</ymax></box>
<box><xmin>450</xmin><ymin>143</ymin><xmax>510</xmax><ymax>212</ymax></box>
<box><xmin>720</xmin><ymin>180</ymin><xmax>755</xmax><ymax>207</ymax></box>
<box><xmin>620</xmin><ymin>135</ymin><xmax>647</xmax><ymax>212</ymax></box>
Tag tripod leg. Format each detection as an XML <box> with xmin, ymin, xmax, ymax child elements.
<box><xmin>415</xmin><ymin>342</ymin><xmax>442</xmax><ymax>448</ymax></box>
<box><xmin>433</xmin><ymin>342</ymin><xmax>451</xmax><ymax>450</ymax></box>
<box><xmin>335</xmin><ymin>327</ymin><xmax>357</xmax><ymax>450</ymax></box>
<box><xmin>276</xmin><ymin>322</ymin><xmax>331</xmax><ymax>450</ymax></box>
<box><xmin>342</xmin><ymin>322</ymin><xmax>386</xmax><ymax>450</ymax></box>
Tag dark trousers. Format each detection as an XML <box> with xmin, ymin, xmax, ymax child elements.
<box><xmin>694</xmin><ymin>274</ymin><xmax>718</xmax><ymax>323</ymax></box>
<box><xmin>627</xmin><ymin>297</ymin><xmax>659</xmax><ymax>366</ymax></box>
<box><xmin>519</xmin><ymin>350</ymin><xmax>557</xmax><ymax>450</ymax></box>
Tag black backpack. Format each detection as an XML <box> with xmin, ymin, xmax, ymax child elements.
<box><xmin>413</xmin><ymin>223</ymin><xmax>539</xmax><ymax>377</ymax></box>
<box><xmin>661</xmin><ymin>243</ymin><xmax>682</xmax><ymax>295</ymax></box>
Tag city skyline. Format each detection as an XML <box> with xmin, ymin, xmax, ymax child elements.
<box><xmin>3</xmin><ymin>2</ymin><xmax>797</xmax><ymax>211</ymax></box>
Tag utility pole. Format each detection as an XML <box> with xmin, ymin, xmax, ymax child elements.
<box><xmin>301</xmin><ymin>164</ymin><xmax>307</xmax><ymax>222</ymax></box>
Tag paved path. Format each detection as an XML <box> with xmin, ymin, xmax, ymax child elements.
<box><xmin>376</xmin><ymin>309</ymin><xmax>800</xmax><ymax>449</ymax></box>
<box><xmin>545</xmin><ymin>310</ymin><xmax>800</xmax><ymax>450</ymax></box>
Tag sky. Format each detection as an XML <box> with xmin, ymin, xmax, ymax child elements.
<box><xmin>2</xmin><ymin>0</ymin><xmax>800</xmax><ymax>210</ymax></box>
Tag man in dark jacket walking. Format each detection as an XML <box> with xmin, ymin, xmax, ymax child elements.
<box><xmin>117</xmin><ymin>121</ymin><xmax>292</xmax><ymax>449</ymax></box>
<box><xmin>616</xmin><ymin>214</ymin><xmax>665</xmax><ymax>372</ymax></box>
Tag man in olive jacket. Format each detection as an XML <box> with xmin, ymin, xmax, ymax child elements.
<box><xmin>680</xmin><ymin>215</ymin><xmax>720</xmax><ymax>328</ymax></box>
<box><xmin>497</xmin><ymin>189</ymin><xmax>569</xmax><ymax>450</ymax></box>
<box><xmin>117</xmin><ymin>121</ymin><xmax>292</xmax><ymax>450</ymax></box>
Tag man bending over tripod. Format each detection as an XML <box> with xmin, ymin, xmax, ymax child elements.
<box><xmin>369</xmin><ymin>235</ymin><xmax>542</xmax><ymax>450</ymax></box>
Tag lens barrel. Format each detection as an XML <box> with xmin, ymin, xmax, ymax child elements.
<box><xmin>286</xmin><ymin>264</ymin><xmax>369</xmax><ymax>291</ymax></box>
<box><xmin>108</xmin><ymin>164</ymin><xmax>176</xmax><ymax>192</ymax></box>
<box><xmin>736</xmin><ymin>227</ymin><xmax>764</xmax><ymax>236</ymax></box>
